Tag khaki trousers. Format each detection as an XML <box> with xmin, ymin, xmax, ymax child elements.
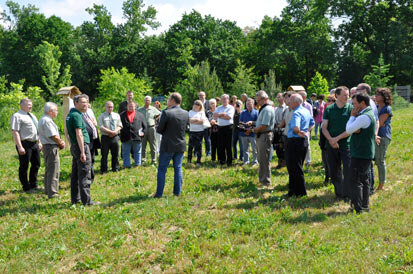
<box><xmin>256</xmin><ymin>132</ymin><xmax>273</xmax><ymax>185</ymax></box>
<box><xmin>43</xmin><ymin>144</ymin><xmax>60</xmax><ymax>197</ymax></box>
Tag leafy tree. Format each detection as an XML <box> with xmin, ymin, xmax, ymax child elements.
<box><xmin>228</xmin><ymin>60</ymin><xmax>257</xmax><ymax>98</ymax></box>
<box><xmin>307</xmin><ymin>71</ymin><xmax>329</xmax><ymax>97</ymax></box>
<box><xmin>175</xmin><ymin>60</ymin><xmax>223</xmax><ymax>110</ymax></box>
<box><xmin>0</xmin><ymin>82</ymin><xmax>44</xmax><ymax>128</ymax></box>
<box><xmin>260</xmin><ymin>69</ymin><xmax>283</xmax><ymax>100</ymax></box>
<box><xmin>34</xmin><ymin>41</ymin><xmax>71</xmax><ymax>100</ymax></box>
<box><xmin>0</xmin><ymin>1</ymin><xmax>73</xmax><ymax>88</ymax></box>
<box><xmin>331</xmin><ymin>0</ymin><xmax>413</xmax><ymax>86</ymax></box>
<box><xmin>164</xmin><ymin>10</ymin><xmax>244</xmax><ymax>91</ymax></box>
<box><xmin>95</xmin><ymin>67</ymin><xmax>151</xmax><ymax>108</ymax></box>
<box><xmin>363</xmin><ymin>55</ymin><xmax>393</xmax><ymax>93</ymax></box>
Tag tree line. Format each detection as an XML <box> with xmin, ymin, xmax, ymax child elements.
<box><xmin>0</xmin><ymin>0</ymin><xmax>411</xmax><ymax>105</ymax></box>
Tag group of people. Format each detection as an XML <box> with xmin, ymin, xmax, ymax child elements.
<box><xmin>10</xmin><ymin>83</ymin><xmax>393</xmax><ymax>213</ymax></box>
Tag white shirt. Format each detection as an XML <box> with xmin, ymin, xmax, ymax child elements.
<box><xmin>346</xmin><ymin>109</ymin><xmax>372</xmax><ymax>134</ymax></box>
<box><xmin>214</xmin><ymin>104</ymin><xmax>234</xmax><ymax>126</ymax></box>
<box><xmin>38</xmin><ymin>115</ymin><xmax>60</xmax><ymax>145</ymax></box>
<box><xmin>189</xmin><ymin>110</ymin><xmax>206</xmax><ymax>132</ymax></box>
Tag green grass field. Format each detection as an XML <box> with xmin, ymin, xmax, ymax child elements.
<box><xmin>1</xmin><ymin>106</ymin><xmax>412</xmax><ymax>273</ymax></box>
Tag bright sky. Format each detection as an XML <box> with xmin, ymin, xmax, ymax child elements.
<box><xmin>0</xmin><ymin>0</ymin><xmax>288</xmax><ymax>34</ymax></box>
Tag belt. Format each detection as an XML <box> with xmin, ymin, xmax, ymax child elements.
<box><xmin>218</xmin><ymin>125</ymin><xmax>232</xmax><ymax>128</ymax></box>
<box><xmin>21</xmin><ymin>140</ymin><xmax>37</xmax><ymax>143</ymax></box>
<box><xmin>148</xmin><ymin>125</ymin><xmax>155</xmax><ymax>127</ymax></box>
<box><xmin>43</xmin><ymin>144</ymin><xmax>58</xmax><ymax>147</ymax></box>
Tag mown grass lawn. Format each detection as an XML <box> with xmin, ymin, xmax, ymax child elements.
<box><xmin>1</xmin><ymin>106</ymin><xmax>412</xmax><ymax>273</ymax></box>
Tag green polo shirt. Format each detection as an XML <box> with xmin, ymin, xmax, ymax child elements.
<box><xmin>66</xmin><ymin>108</ymin><xmax>90</xmax><ymax>145</ymax></box>
<box><xmin>323</xmin><ymin>102</ymin><xmax>353</xmax><ymax>149</ymax></box>
<box><xmin>138</xmin><ymin>106</ymin><xmax>161</xmax><ymax>127</ymax></box>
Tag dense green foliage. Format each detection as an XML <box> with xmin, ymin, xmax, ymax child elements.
<box><xmin>95</xmin><ymin>67</ymin><xmax>151</xmax><ymax>108</ymax></box>
<box><xmin>0</xmin><ymin>0</ymin><xmax>411</xmax><ymax>100</ymax></box>
<box><xmin>307</xmin><ymin>72</ymin><xmax>329</xmax><ymax>97</ymax></box>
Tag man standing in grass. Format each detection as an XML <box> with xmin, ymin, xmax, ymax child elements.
<box><xmin>154</xmin><ymin>93</ymin><xmax>188</xmax><ymax>198</ymax></box>
<box><xmin>346</xmin><ymin>93</ymin><xmax>376</xmax><ymax>213</ymax></box>
<box><xmin>118</xmin><ymin>90</ymin><xmax>136</xmax><ymax>115</ymax></box>
<box><xmin>138</xmin><ymin>96</ymin><xmax>161</xmax><ymax>165</ymax></box>
<box><xmin>285</xmin><ymin>94</ymin><xmax>314</xmax><ymax>196</ymax></box>
<box><xmin>66</xmin><ymin>94</ymin><xmax>99</xmax><ymax>206</ymax></box>
<box><xmin>38</xmin><ymin>102</ymin><xmax>65</xmax><ymax>198</ymax></box>
<box><xmin>11</xmin><ymin>98</ymin><xmax>42</xmax><ymax>193</ymax></box>
<box><xmin>246</xmin><ymin>90</ymin><xmax>275</xmax><ymax>187</ymax></box>
<box><xmin>322</xmin><ymin>86</ymin><xmax>352</xmax><ymax>200</ymax></box>
<box><xmin>98</xmin><ymin>101</ymin><xmax>122</xmax><ymax>173</ymax></box>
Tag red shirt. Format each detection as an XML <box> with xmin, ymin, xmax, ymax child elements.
<box><xmin>127</xmin><ymin>110</ymin><xmax>136</xmax><ymax>124</ymax></box>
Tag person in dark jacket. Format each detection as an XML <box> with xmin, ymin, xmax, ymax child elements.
<box><xmin>120</xmin><ymin>102</ymin><xmax>147</xmax><ymax>167</ymax></box>
<box><xmin>154</xmin><ymin>93</ymin><xmax>189</xmax><ymax>198</ymax></box>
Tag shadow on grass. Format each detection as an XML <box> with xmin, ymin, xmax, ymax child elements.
<box><xmin>228</xmin><ymin>191</ymin><xmax>342</xmax><ymax>211</ymax></box>
<box><xmin>103</xmin><ymin>192</ymin><xmax>151</xmax><ymax>207</ymax></box>
<box><xmin>0</xmin><ymin>200</ymin><xmax>69</xmax><ymax>217</ymax></box>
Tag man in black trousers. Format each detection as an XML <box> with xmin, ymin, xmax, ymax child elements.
<box><xmin>11</xmin><ymin>98</ymin><xmax>42</xmax><ymax>192</ymax></box>
<box><xmin>213</xmin><ymin>94</ymin><xmax>235</xmax><ymax>166</ymax></box>
<box><xmin>285</xmin><ymin>94</ymin><xmax>315</xmax><ymax>197</ymax></box>
<box><xmin>98</xmin><ymin>101</ymin><xmax>123</xmax><ymax>173</ymax></box>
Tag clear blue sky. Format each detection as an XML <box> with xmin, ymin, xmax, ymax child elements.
<box><xmin>0</xmin><ymin>0</ymin><xmax>287</xmax><ymax>34</ymax></box>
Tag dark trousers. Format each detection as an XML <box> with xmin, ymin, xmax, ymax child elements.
<box><xmin>326</xmin><ymin>147</ymin><xmax>351</xmax><ymax>198</ymax></box>
<box><xmin>210</xmin><ymin>131</ymin><xmax>219</xmax><ymax>161</ymax></box>
<box><xmin>17</xmin><ymin>141</ymin><xmax>41</xmax><ymax>191</ymax></box>
<box><xmin>203</xmin><ymin>128</ymin><xmax>211</xmax><ymax>155</ymax></box>
<box><xmin>232</xmin><ymin>128</ymin><xmax>243</xmax><ymax>160</ymax></box>
<box><xmin>275</xmin><ymin>144</ymin><xmax>285</xmax><ymax>161</ymax></box>
<box><xmin>217</xmin><ymin>125</ymin><xmax>233</xmax><ymax>165</ymax></box>
<box><xmin>188</xmin><ymin>131</ymin><xmax>203</xmax><ymax>163</ymax></box>
<box><xmin>100</xmin><ymin>135</ymin><xmax>120</xmax><ymax>172</ymax></box>
<box><xmin>286</xmin><ymin>138</ymin><xmax>308</xmax><ymax>196</ymax></box>
<box><xmin>70</xmin><ymin>143</ymin><xmax>92</xmax><ymax>205</ymax></box>
<box><xmin>350</xmin><ymin>158</ymin><xmax>372</xmax><ymax>213</ymax></box>
<box><xmin>321</xmin><ymin>149</ymin><xmax>330</xmax><ymax>180</ymax></box>
<box><xmin>369</xmin><ymin>163</ymin><xmax>375</xmax><ymax>195</ymax></box>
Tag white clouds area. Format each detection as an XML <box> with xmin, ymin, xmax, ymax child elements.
<box><xmin>0</xmin><ymin>0</ymin><xmax>287</xmax><ymax>33</ymax></box>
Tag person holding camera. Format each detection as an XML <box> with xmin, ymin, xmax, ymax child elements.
<box><xmin>245</xmin><ymin>91</ymin><xmax>275</xmax><ymax>186</ymax></box>
<box><xmin>239</xmin><ymin>98</ymin><xmax>258</xmax><ymax>166</ymax></box>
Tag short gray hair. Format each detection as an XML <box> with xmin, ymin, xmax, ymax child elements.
<box><xmin>44</xmin><ymin>102</ymin><xmax>57</xmax><ymax>114</ymax></box>
<box><xmin>221</xmin><ymin>94</ymin><xmax>229</xmax><ymax>99</ymax></box>
<box><xmin>144</xmin><ymin>95</ymin><xmax>152</xmax><ymax>101</ymax></box>
<box><xmin>290</xmin><ymin>94</ymin><xmax>303</xmax><ymax>104</ymax></box>
<box><xmin>298</xmin><ymin>90</ymin><xmax>307</xmax><ymax>98</ymax></box>
<box><xmin>20</xmin><ymin>98</ymin><xmax>32</xmax><ymax>106</ymax></box>
<box><xmin>209</xmin><ymin>98</ymin><xmax>216</xmax><ymax>105</ymax></box>
<box><xmin>255</xmin><ymin>90</ymin><xmax>268</xmax><ymax>99</ymax></box>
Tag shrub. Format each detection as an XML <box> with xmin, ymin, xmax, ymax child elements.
<box><xmin>307</xmin><ymin>72</ymin><xmax>329</xmax><ymax>98</ymax></box>
<box><xmin>95</xmin><ymin>67</ymin><xmax>151</xmax><ymax>109</ymax></box>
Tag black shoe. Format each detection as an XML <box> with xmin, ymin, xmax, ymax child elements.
<box><xmin>153</xmin><ymin>194</ymin><xmax>162</xmax><ymax>198</ymax></box>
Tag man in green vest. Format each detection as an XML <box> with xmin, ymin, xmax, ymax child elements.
<box><xmin>345</xmin><ymin>93</ymin><xmax>376</xmax><ymax>213</ymax></box>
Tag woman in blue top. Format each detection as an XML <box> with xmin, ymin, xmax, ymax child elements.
<box><xmin>374</xmin><ymin>87</ymin><xmax>393</xmax><ymax>191</ymax></box>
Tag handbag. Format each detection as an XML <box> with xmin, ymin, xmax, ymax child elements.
<box><xmin>203</xmin><ymin>119</ymin><xmax>211</xmax><ymax>129</ymax></box>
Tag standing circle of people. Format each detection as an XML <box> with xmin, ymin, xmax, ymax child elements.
<box><xmin>10</xmin><ymin>83</ymin><xmax>393</xmax><ymax>213</ymax></box>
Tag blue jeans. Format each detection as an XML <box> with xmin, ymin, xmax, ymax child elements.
<box><xmin>203</xmin><ymin>129</ymin><xmax>211</xmax><ymax>155</ymax></box>
<box><xmin>156</xmin><ymin>152</ymin><xmax>184</xmax><ymax>197</ymax></box>
<box><xmin>240</xmin><ymin>136</ymin><xmax>257</xmax><ymax>164</ymax></box>
<box><xmin>122</xmin><ymin>140</ymin><xmax>142</xmax><ymax>167</ymax></box>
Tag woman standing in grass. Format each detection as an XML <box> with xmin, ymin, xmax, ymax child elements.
<box><xmin>207</xmin><ymin>99</ymin><xmax>219</xmax><ymax>163</ymax></box>
<box><xmin>374</xmin><ymin>87</ymin><xmax>393</xmax><ymax>191</ymax></box>
<box><xmin>188</xmin><ymin>100</ymin><xmax>207</xmax><ymax>166</ymax></box>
